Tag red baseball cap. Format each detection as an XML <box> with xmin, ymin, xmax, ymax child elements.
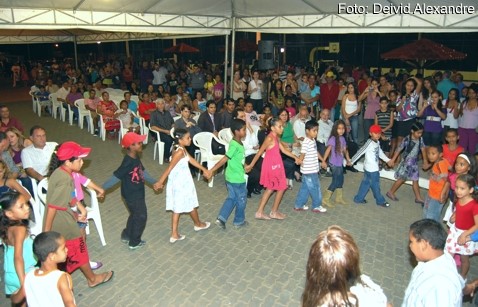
<box><xmin>57</xmin><ymin>141</ymin><xmax>91</xmax><ymax>160</ymax></box>
<box><xmin>121</xmin><ymin>132</ymin><xmax>146</xmax><ymax>148</ymax></box>
<box><xmin>369</xmin><ymin>124</ymin><xmax>382</xmax><ymax>134</ymax></box>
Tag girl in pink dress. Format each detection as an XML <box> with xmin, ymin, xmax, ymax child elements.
<box><xmin>246</xmin><ymin>117</ymin><xmax>300</xmax><ymax>220</ymax></box>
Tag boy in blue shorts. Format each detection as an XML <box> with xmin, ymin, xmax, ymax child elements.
<box><xmin>210</xmin><ymin>119</ymin><xmax>248</xmax><ymax>229</ymax></box>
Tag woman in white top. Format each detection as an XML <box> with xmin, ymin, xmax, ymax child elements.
<box><xmin>442</xmin><ymin>88</ymin><xmax>460</xmax><ymax>134</ymax></box>
<box><xmin>341</xmin><ymin>82</ymin><xmax>362</xmax><ymax>144</ymax></box>
<box><xmin>248</xmin><ymin>70</ymin><xmax>263</xmax><ymax>113</ymax></box>
<box><xmin>232</xmin><ymin>71</ymin><xmax>246</xmax><ymax>100</ymax></box>
<box><xmin>302</xmin><ymin>226</ymin><xmax>389</xmax><ymax>307</ymax></box>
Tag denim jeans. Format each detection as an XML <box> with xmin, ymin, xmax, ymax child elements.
<box><xmin>328</xmin><ymin>165</ymin><xmax>344</xmax><ymax>191</ymax></box>
<box><xmin>353</xmin><ymin>170</ymin><xmax>386</xmax><ymax>205</ymax></box>
<box><xmin>218</xmin><ymin>182</ymin><xmax>247</xmax><ymax>226</ymax></box>
<box><xmin>295</xmin><ymin>173</ymin><xmax>322</xmax><ymax>209</ymax></box>
<box><xmin>122</xmin><ymin>198</ymin><xmax>147</xmax><ymax>247</ymax></box>
<box><xmin>423</xmin><ymin>195</ymin><xmax>443</xmax><ymax>223</ymax></box>
<box><xmin>349</xmin><ymin>115</ymin><xmax>359</xmax><ymax>143</ymax></box>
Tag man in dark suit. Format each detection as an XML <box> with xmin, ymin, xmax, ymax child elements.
<box><xmin>197</xmin><ymin>101</ymin><xmax>221</xmax><ymax>137</ymax></box>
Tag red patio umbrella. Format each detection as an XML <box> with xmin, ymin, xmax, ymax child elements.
<box><xmin>164</xmin><ymin>42</ymin><xmax>200</xmax><ymax>53</ymax></box>
<box><xmin>381</xmin><ymin>38</ymin><xmax>467</xmax><ymax>68</ymax></box>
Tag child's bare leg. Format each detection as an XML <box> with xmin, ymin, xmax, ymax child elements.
<box><xmin>461</xmin><ymin>254</ymin><xmax>470</xmax><ymax>278</ymax></box>
<box><xmin>189</xmin><ymin>208</ymin><xmax>206</xmax><ymax>228</ymax></box>
<box><xmin>388</xmin><ymin>179</ymin><xmax>405</xmax><ymax>196</ymax></box>
<box><xmin>271</xmin><ymin>190</ymin><xmax>285</xmax><ymax>213</ymax></box>
<box><xmin>257</xmin><ymin>189</ymin><xmax>274</xmax><ymax>216</ymax></box>
<box><xmin>80</xmin><ymin>262</ymin><xmax>113</xmax><ymax>287</ymax></box>
<box><xmin>171</xmin><ymin>212</ymin><xmax>181</xmax><ymax>239</ymax></box>
<box><xmin>412</xmin><ymin>181</ymin><xmax>424</xmax><ymax>202</ymax></box>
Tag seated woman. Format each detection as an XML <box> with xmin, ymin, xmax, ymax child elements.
<box><xmin>97</xmin><ymin>92</ymin><xmax>121</xmax><ymax>139</ymax></box>
<box><xmin>303</xmin><ymin>225</ymin><xmax>390</xmax><ymax>307</ymax></box>
<box><xmin>192</xmin><ymin>91</ymin><xmax>207</xmax><ymax>113</ymax></box>
<box><xmin>137</xmin><ymin>93</ymin><xmax>156</xmax><ymax>126</ymax></box>
<box><xmin>6</xmin><ymin>128</ymin><xmax>34</xmax><ymax>196</ymax></box>
<box><xmin>6</xmin><ymin>127</ymin><xmax>32</xmax><ymax>169</ymax></box>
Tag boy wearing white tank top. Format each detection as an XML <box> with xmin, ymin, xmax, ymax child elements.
<box><xmin>24</xmin><ymin>231</ymin><xmax>76</xmax><ymax>307</ymax></box>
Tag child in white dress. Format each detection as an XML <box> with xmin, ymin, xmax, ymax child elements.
<box><xmin>116</xmin><ymin>100</ymin><xmax>140</xmax><ymax>133</ymax></box>
<box><xmin>154</xmin><ymin>128</ymin><xmax>211</xmax><ymax>243</ymax></box>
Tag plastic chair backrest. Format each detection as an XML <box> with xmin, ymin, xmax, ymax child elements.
<box><xmin>218</xmin><ymin>128</ymin><xmax>233</xmax><ymax>144</ymax></box>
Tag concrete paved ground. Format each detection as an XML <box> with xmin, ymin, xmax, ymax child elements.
<box><xmin>1</xmin><ymin>88</ymin><xmax>477</xmax><ymax>306</ymax></box>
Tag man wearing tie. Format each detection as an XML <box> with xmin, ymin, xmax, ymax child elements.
<box><xmin>198</xmin><ymin>101</ymin><xmax>222</xmax><ymax>137</ymax></box>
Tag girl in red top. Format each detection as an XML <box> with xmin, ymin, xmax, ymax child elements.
<box><xmin>442</xmin><ymin>128</ymin><xmax>464</xmax><ymax>169</ymax></box>
<box><xmin>445</xmin><ymin>174</ymin><xmax>478</xmax><ymax>278</ymax></box>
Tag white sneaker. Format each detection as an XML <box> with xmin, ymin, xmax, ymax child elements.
<box><xmin>312</xmin><ymin>206</ymin><xmax>327</xmax><ymax>213</ymax></box>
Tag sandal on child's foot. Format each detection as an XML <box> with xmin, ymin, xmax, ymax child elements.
<box><xmin>386</xmin><ymin>192</ymin><xmax>399</xmax><ymax>201</ymax></box>
<box><xmin>169</xmin><ymin>235</ymin><xmax>186</xmax><ymax>243</ymax></box>
<box><xmin>255</xmin><ymin>212</ymin><xmax>271</xmax><ymax>220</ymax></box>
<box><xmin>269</xmin><ymin>211</ymin><xmax>286</xmax><ymax>220</ymax></box>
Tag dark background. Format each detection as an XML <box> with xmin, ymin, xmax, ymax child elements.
<box><xmin>0</xmin><ymin>32</ymin><xmax>476</xmax><ymax>71</ymax></box>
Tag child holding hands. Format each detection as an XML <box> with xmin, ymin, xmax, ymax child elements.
<box><xmin>209</xmin><ymin>119</ymin><xmax>248</xmax><ymax>229</ymax></box>
<box><xmin>351</xmin><ymin>125</ymin><xmax>393</xmax><ymax>207</ymax></box>
<box><xmin>294</xmin><ymin>120</ymin><xmax>327</xmax><ymax>213</ymax></box>
<box><xmin>154</xmin><ymin>128</ymin><xmax>211</xmax><ymax>243</ymax></box>
<box><xmin>246</xmin><ymin>117</ymin><xmax>301</xmax><ymax>220</ymax></box>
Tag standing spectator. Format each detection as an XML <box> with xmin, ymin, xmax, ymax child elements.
<box><xmin>212</xmin><ymin>74</ymin><xmax>225</xmax><ymax>110</ymax></box>
<box><xmin>359</xmin><ymin>78</ymin><xmax>381</xmax><ymax>145</ymax></box>
<box><xmin>248</xmin><ymin>70</ymin><xmax>263</xmax><ymax>113</ymax></box>
<box><xmin>139</xmin><ymin>61</ymin><xmax>152</xmax><ymax>93</ymax></box>
<box><xmin>457</xmin><ymin>83</ymin><xmax>478</xmax><ymax>153</ymax></box>
<box><xmin>341</xmin><ymin>82</ymin><xmax>361</xmax><ymax>144</ymax></box>
<box><xmin>152</xmin><ymin>63</ymin><xmax>168</xmax><ymax>92</ymax></box>
<box><xmin>437</xmin><ymin>71</ymin><xmax>455</xmax><ymax>101</ymax></box>
<box><xmin>358</xmin><ymin>71</ymin><xmax>370</xmax><ymax>94</ymax></box>
<box><xmin>0</xmin><ymin>105</ymin><xmax>24</xmax><ymax>133</ymax></box>
<box><xmin>189</xmin><ymin>65</ymin><xmax>205</xmax><ymax>95</ymax></box>
<box><xmin>150</xmin><ymin>99</ymin><xmax>175</xmax><ymax>162</ymax></box>
<box><xmin>300</xmin><ymin>74</ymin><xmax>320</xmax><ymax>118</ymax></box>
<box><xmin>232</xmin><ymin>71</ymin><xmax>246</xmax><ymax>100</ymax></box>
<box><xmin>122</xmin><ymin>63</ymin><xmax>133</xmax><ymax>90</ymax></box>
<box><xmin>403</xmin><ymin>219</ymin><xmax>464</xmax><ymax>307</ymax></box>
<box><xmin>319</xmin><ymin>72</ymin><xmax>339</xmax><ymax>120</ymax></box>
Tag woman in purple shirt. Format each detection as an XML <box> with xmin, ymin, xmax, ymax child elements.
<box><xmin>417</xmin><ymin>90</ymin><xmax>446</xmax><ymax>146</ymax></box>
<box><xmin>359</xmin><ymin>78</ymin><xmax>381</xmax><ymax>143</ymax></box>
<box><xmin>457</xmin><ymin>83</ymin><xmax>478</xmax><ymax>153</ymax></box>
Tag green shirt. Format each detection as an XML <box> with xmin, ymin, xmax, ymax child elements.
<box><xmin>225</xmin><ymin>139</ymin><xmax>246</xmax><ymax>183</ymax></box>
<box><xmin>281</xmin><ymin>121</ymin><xmax>294</xmax><ymax>144</ymax></box>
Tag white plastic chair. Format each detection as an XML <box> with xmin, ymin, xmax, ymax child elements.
<box><xmin>218</xmin><ymin>128</ymin><xmax>233</xmax><ymax>147</ymax></box>
<box><xmin>49</xmin><ymin>93</ymin><xmax>61</xmax><ymax>120</ymax></box>
<box><xmin>75</xmin><ymin>99</ymin><xmax>93</xmax><ymax>132</ymax></box>
<box><xmin>148</xmin><ymin>123</ymin><xmax>164</xmax><ymax>165</ymax></box>
<box><xmin>139</xmin><ymin>116</ymin><xmax>149</xmax><ymax>144</ymax></box>
<box><xmin>29</xmin><ymin>90</ymin><xmax>36</xmax><ymax>112</ymax></box>
<box><xmin>98</xmin><ymin>114</ymin><xmax>106</xmax><ymax>141</ymax></box>
<box><xmin>66</xmin><ymin>104</ymin><xmax>74</xmax><ymax>126</ymax></box>
<box><xmin>193</xmin><ymin>132</ymin><xmax>226</xmax><ymax>188</ymax></box>
<box><xmin>84</xmin><ymin>187</ymin><xmax>107</xmax><ymax>246</ymax></box>
<box><xmin>37</xmin><ymin>178</ymin><xmax>106</xmax><ymax>246</ymax></box>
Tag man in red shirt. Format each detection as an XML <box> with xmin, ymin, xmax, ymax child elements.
<box><xmin>358</xmin><ymin>71</ymin><xmax>371</xmax><ymax>94</ymax></box>
<box><xmin>319</xmin><ymin>71</ymin><xmax>340</xmax><ymax>121</ymax></box>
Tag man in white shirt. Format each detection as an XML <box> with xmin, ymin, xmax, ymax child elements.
<box><xmin>402</xmin><ymin>219</ymin><xmax>464</xmax><ymax>307</ymax></box>
<box><xmin>152</xmin><ymin>63</ymin><xmax>168</xmax><ymax>91</ymax></box>
<box><xmin>55</xmin><ymin>81</ymin><xmax>70</xmax><ymax>104</ymax></box>
<box><xmin>21</xmin><ymin>126</ymin><xmax>57</xmax><ymax>182</ymax></box>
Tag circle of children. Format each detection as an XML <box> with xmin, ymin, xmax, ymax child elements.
<box><xmin>3</xmin><ymin>62</ymin><xmax>478</xmax><ymax>306</ymax></box>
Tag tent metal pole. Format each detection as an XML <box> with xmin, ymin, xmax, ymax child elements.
<box><xmin>73</xmin><ymin>35</ymin><xmax>78</xmax><ymax>70</ymax></box>
<box><xmin>224</xmin><ymin>34</ymin><xmax>229</xmax><ymax>99</ymax></box>
<box><xmin>230</xmin><ymin>17</ymin><xmax>236</xmax><ymax>101</ymax></box>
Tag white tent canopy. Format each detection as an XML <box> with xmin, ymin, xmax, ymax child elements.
<box><xmin>0</xmin><ymin>0</ymin><xmax>477</xmax><ymax>43</ymax></box>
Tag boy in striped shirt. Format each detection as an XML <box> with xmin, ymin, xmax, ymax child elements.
<box><xmin>351</xmin><ymin>125</ymin><xmax>394</xmax><ymax>207</ymax></box>
<box><xmin>294</xmin><ymin>120</ymin><xmax>327</xmax><ymax>213</ymax></box>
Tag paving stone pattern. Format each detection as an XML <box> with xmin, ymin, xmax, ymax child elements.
<box><xmin>1</xmin><ymin>99</ymin><xmax>477</xmax><ymax>307</ymax></box>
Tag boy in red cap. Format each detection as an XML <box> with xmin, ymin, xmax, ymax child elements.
<box><xmin>350</xmin><ymin>125</ymin><xmax>394</xmax><ymax>207</ymax></box>
<box><xmin>102</xmin><ymin>132</ymin><xmax>157</xmax><ymax>250</ymax></box>
<box><xmin>43</xmin><ymin>141</ymin><xmax>114</xmax><ymax>288</ymax></box>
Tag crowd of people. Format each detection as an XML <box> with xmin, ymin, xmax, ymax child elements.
<box><xmin>1</xmin><ymin>56</ymin><xmax>478</xmax><ymax>306</ymax></box>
